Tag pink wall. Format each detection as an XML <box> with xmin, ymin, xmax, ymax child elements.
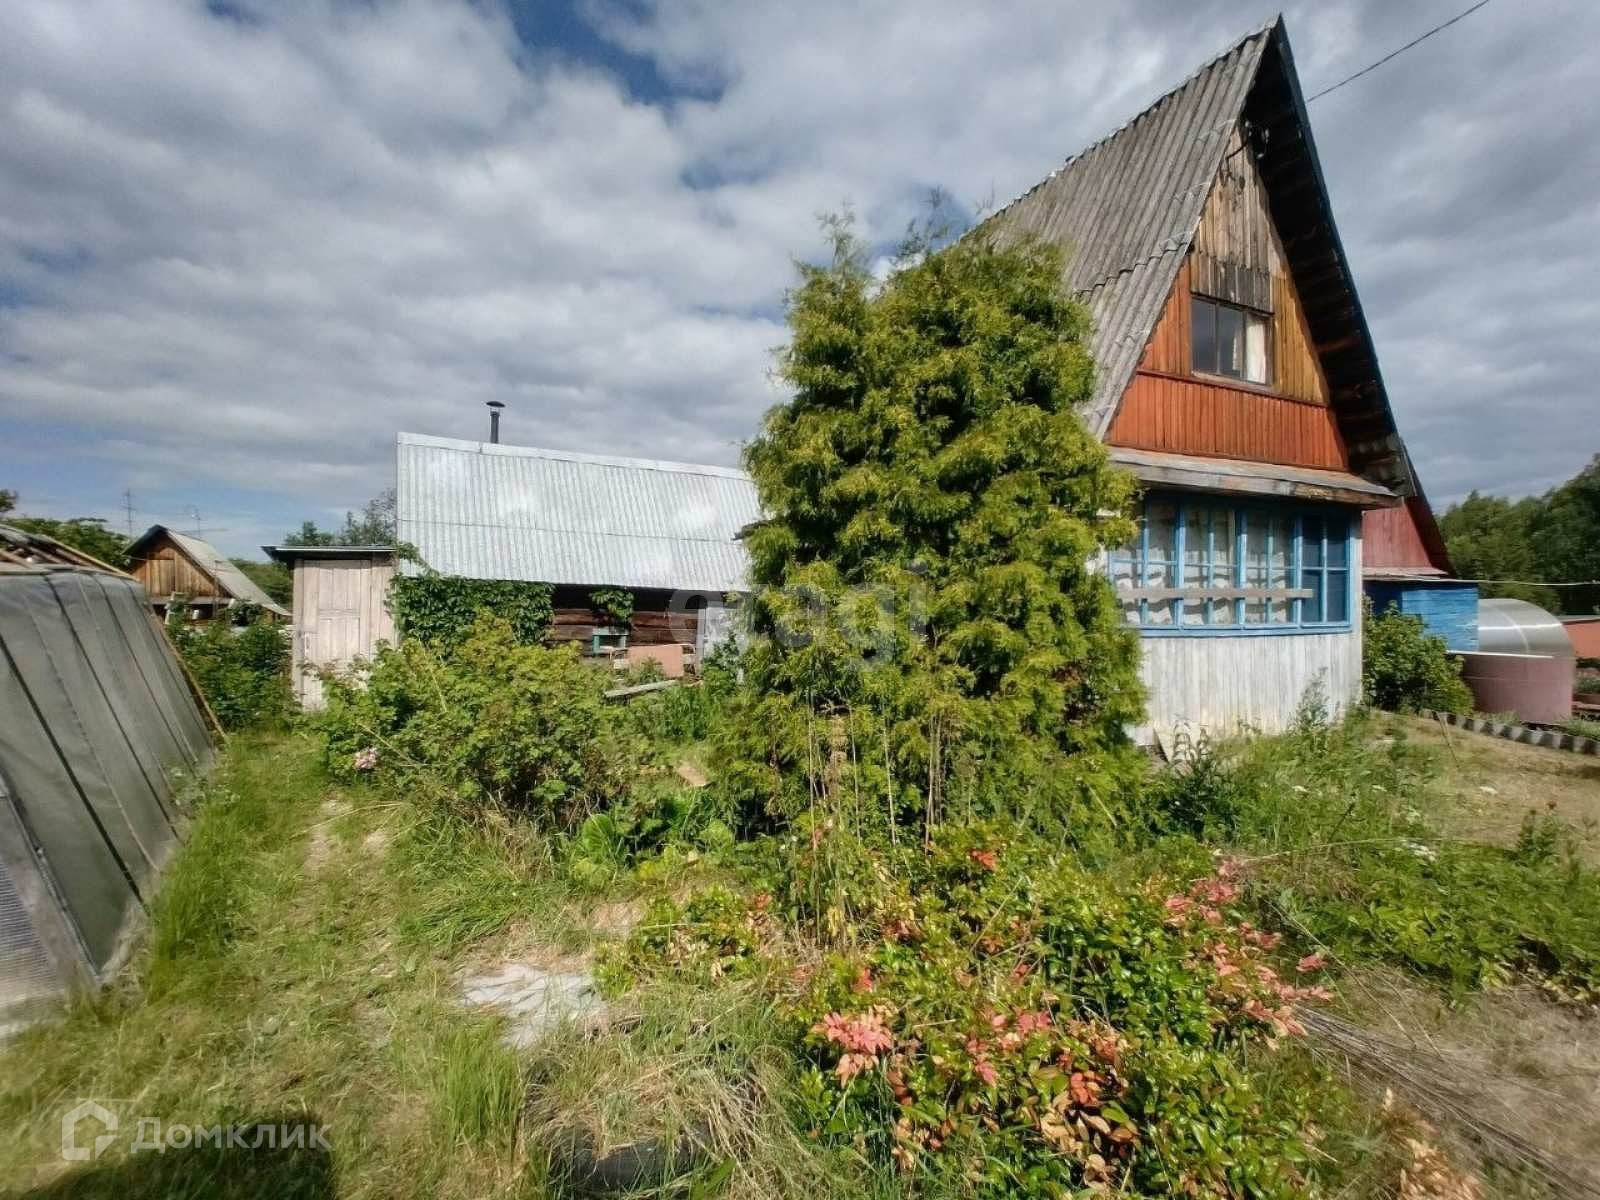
<box><xmin>1458</xmin><ymin>652</ymin><xmax>1575</xmax><ymax>725</ymax></box>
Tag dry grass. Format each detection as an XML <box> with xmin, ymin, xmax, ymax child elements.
<box><xmin>522</xmin><ymin>977</ymin><xmax>879</xmax><ymax>1200</ymax></box>
<box><xmin>1382</xmin><ymin>714</ymin><xmax>1600</xmax><ymax>860</ymax></box>
<box><xmin>1319</xmin><ymin>966</ymin><xmax>1600</xmax><ymax>1197</ymax></box>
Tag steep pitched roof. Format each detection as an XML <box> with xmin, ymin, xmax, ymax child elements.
<box><xmin>395</xmin><ymin>433</ymin><xmax>760</xmax><ymax>593</ymax></box>
<box><xmin>986</xmin><ymin>17</ymin><xmax>1409</xmax><ymax>494</ymax></box>
<box><xmin>127</xmin><ymin>526</ymin><xmax>289</xmax><ymax>617</ymax></box>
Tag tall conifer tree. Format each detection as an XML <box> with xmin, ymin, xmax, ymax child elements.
<box><xmin>717</xmin><ymin>219</ymin><xmax>1146</xmax><ymax>837</ymax></box>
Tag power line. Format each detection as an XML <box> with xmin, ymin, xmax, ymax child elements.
<box><xmin>1381</xmin><ymin>574</ymin><xmax>1600</xmax><ymax>588</ymax></box>
<box><xmin>1306</xmin><ymin>0</ymin><xmax>1497</xmax><ymax>103</ymax></box>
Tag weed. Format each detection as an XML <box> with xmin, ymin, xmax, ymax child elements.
<box><xmin>1561</xmin><ymin>715</ymin><xmax>1600</xmax><ymax>741</ymax></box>
<box><xmin>525</xmin><ymin>978</ymin><xmax>877</xmax><ymax>1200</ymax></box>
<box><xmin>168</xmin><ymin>615</ymin><xmax>291</xmax><ymax>730</ymax></box>
<box><xmin>430</xmin><ymin>1023</ymin><xmax>525</xmax><ymax>1152</ymax></box>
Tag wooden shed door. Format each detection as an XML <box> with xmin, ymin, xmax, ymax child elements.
<box><xmin>295</xmin><ymin>559</ymin><xmax>393</xmax><ymax>709</ymax></box>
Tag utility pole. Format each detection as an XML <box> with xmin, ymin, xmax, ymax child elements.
<box><xmin>122</xmin><ymin>488</ymin><xmax>135</xmax><ymax>538</ymax></box>
<box><xmin>189</xmin><ymin>506</ymin><xmax>204</xmax><ymax>540</ymax></box>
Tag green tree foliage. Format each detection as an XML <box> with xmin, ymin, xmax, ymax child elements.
<box><xmin>340</xmin><ymin>487</ymin><xmax>397</xmax><ymax>545</ymax></box>
<box><xmin>282</xmin><ymin>520</ymin><xmax>339</xmax><ymax>548</ymax></box>
<box><xmin>388</xmin><ymin>574</ymin><xmax>554</xmax><ymax>646</ymax></box>
<box><xmin>0</xmin><ymin>488</ymin><xmax>14</xmax><ymax>515</ymax></box>
<box><xmin>1362</xmin><ymin>600</ymin><xmax>1472</xmax><ymax>714</ymax></box>
<box><xmin>1438</xmin><ymin>491</ymin><xmax>1552</xmax><ymax>608</ymax></box>
<box><xmin>1440</xmin><ymin>454</ymin><xmax>1600</xmax><ymax>614</ymax></box>
<box><xmin>1533</xmin><ymin>454</ymin><xmax>1600</xmax><ymax>614</ymax></box>
<box><xmin>316</xmin><ymin>617</ymin><xmax>642</xmax><ymax>828</ymax></box>
<box><xmin>168</xmin><ymin>615</ymin><xmax>291</xmax><ymax>730</ymax></box>
<box><xmin>231</xmin><ymin>558</ymin><xmax>292</xmax><ymax>606</ymax></box>
<box><xmin>718</xmin><ymin>218</ymin><xmax>1144</xmax><ymax>839</ymax></box>
<box><xmin>588</xmin><ymin>586</ymin><xmax>634</xmax><ymax>628</ymax></box>
<box><xmin>6</xmin><ymin>515</ymin><xmax>131</xmax><ymax>569</ymax></box>
<box><xmin>282</xmin><ymin>488</ymin><xmax>396</xmax><ymax>549</ymax></box>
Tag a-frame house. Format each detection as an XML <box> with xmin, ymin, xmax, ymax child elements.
<box><xmin>988</xmin><ymin>16</ymin><xmax>1421</xmax><ymax>736</ymax></box>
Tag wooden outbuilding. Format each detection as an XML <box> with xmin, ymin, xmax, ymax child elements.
<box><xmin>261</xmin><ymin>546</ymin><xmax>396</xmax><ymax>710</ymax></box>
<box><xmin>127</xmin><ymin>525</ymin><xmax>288</xmax><ymax>623</ymax></box>
<box><xmin>395</xmin><ymin>433</ymin><xmax>752</xmax><ymax>670</ymax></box>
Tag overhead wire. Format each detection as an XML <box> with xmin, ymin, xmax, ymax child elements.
<box><xmin>1306</xmin><ymin>0</ymin><xmax>1497</xmax><ymax>102</ymax></box>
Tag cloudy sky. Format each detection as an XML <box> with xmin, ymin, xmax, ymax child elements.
<box><xmin>1</xmin><ymin>0</ymin><xmax>1595</xmax><ymax>557</ymax></box>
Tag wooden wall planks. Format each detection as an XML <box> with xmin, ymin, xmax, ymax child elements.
<box><xmin>1136</xmin><ymin>628</ymin><xmax>1361</xmax><ymax>740</ymax></box>
<box><xmin>1108</xmin><ymin>374</ymin><xmax>1347</xmax><ymax>469</ymax></box>
<box><xmin>1111</xmin><ymin>120</ymin><xmax>1342</xmax><ymax>471</ymax></box>
<box><xmin>130</xmin><ymin>543</ymin><xmax>223</xmax><ymax>601</ymax></box>
<box><xmin>291</xmin><ymin>555</ymin><xmax>395</xmax><ymax>710</ymax></box>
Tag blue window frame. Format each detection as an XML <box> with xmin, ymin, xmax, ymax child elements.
<box><xmin>1108</xmin><ymin>495</ymin><xmax>1352</xmax><ymax>634</ymax></box>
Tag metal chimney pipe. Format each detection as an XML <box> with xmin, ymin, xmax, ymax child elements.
<box><xmin>486</xmin><ymin>400</ymin><xmax>504</xmax><ymax>444</ymax></box>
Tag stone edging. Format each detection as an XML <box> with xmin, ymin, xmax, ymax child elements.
<box><xmin>1423</xmin><ymin>710</ymin><xmax>1600</xmax><ymax>757</ymax></box>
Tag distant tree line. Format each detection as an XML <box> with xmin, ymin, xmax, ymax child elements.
<box><xmin>1439</xmin><ymin>454</ymin><xmax>1600</xmax><ymax>615</ymax></box>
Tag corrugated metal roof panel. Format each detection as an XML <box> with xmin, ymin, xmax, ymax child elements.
<box><xmin>395</xmin><ymin>433</ymin><xmax>761</xmax><ymax>593</ymax></box>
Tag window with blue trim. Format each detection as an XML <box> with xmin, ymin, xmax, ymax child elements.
<box><xmin>1108</xmin><ymin>496</ymin><xmax>1351</xmax><ymax>632</ymax></box>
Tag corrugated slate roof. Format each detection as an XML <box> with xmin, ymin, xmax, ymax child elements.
<box><xmin>129</xmin><ymin>527</ymin><xmax>289</xmax><ymax>616</ymax></box>
<box><xmin>986</xmin><ymin>21</ymin><xmax>1273</xmax><ymax>437</ymax></box>
<box><xmin>395</xmin><ymin>433</ymin><xmax>760</xmax><ymax>593</ymax></box>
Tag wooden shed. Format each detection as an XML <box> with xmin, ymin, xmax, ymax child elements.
<box><xmin>262</xmin><ymin>546</ymin><xmax>396</xmax><ymax>709</ymax></box>
<box><xmin>127</xmin><ymin>526</ymin><xmax>288</xmax><ymax>623</ymax></box>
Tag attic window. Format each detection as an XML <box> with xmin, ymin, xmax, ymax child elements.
<box><xmin>1191</xmin><ymin>295</ymin><xmax>1269</xmax><ymax>385</ymax></box>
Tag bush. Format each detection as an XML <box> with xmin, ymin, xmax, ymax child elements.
<box><xmin>1143</xmin><ymin>730</ymin><xmax>1253</xmax><ymax>840</ymax></box>
<box><xmin>1362</xmin><ymin>600</ymin><xmax>1473</xmax><ymax>714</ymax></box>
<box><xmin>1170</xmin><ymin>711</ymin><xmax>1600</xmax><ymax>998</ymax></box>
<box><xmin>719</xmin><ymin>217</ymin><xmax>1146</xmax><ymax>843</ymax></box>
<box><xmin>387</xmin><ymin>574</ymin><xmax>553</xmax><ymax>647</ymax></box>
<box><xmin>613</xmin><ymin>829</ymin><xmax>1339</xmax><ymax>1198</ymax></box>
<box><xmin>315</xmin><ymin>616</ymin><xmax>643</xmax><ymax>829</ymax></box>
<box><xmin>168</xmin><ymin>614</ymin><xmax>291</xmax><ymax>730</ymax></box>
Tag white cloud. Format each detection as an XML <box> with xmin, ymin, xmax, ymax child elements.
<box><xmin>1</xmin><ymin>0</ymin><xmax>1596</xmax><ymax>555</ymax></box>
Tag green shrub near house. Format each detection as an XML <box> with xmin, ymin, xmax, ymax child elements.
<box><xmin>315</xmin><ymin>616</ymin><xmax>643</xmax><ymax>829</ymax></box>
<box><xmin>1362</xmin><ymin>599</ymin><xmax>1473</xmax><ymax>714</ymax></box>
<box><xmin>387</xmin><ymin>574</ymin><xmax>554</xmax><ymax>647</ymax></box>
<box><xmin>168</xmin><ymin>612</ymin><xmax>291</xmax><ymax>731</ymax></box>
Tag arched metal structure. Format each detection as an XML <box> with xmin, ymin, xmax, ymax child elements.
<box><xmin>1476</xmin><ymin>598</ymin><xmax>1576</xmax><ymax>658</ymax></box>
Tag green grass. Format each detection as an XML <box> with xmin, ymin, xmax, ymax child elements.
<box><xmin>9</xmin><ymin>711</ymin><xmax>1596</xmax><ymax>1198</ymax></box>
<box><xmin>431</xmin><ymin>1024</ymin><xmax>525</xmax><ymax>1154</ymax></box>
<box><xmin>1562</xmin><ymin>715</ymin><xmax>1600</xmax><ymax>741</ymax></box>
<box><xmin>0</xmin><ymin>734</ymin><xmax>555</xmax><ymax>1199</ymax></box>
<box><xmin>0</xmin><ymin>732</ymin><xmax>860</xmax><ymax>1200</ymax></box>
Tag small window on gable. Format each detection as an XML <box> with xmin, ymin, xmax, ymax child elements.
<box><xmin>1191</xmin><ymin>295</ymin><xmax>1270</xmax><ymax>385</ymax></box>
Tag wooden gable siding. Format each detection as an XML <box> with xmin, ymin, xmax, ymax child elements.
<box><xmin>1363</xmin><ymin>499</ymin><xmax>1448</xmax><ymax>574</ymax></box>
<box><xmin>1107</xmin><ymin>125</ymin><xmax>1346</xmax><ymax>471</ymax></box>
<box><xmin>130</xmin><ymin>538</ymin><xmax>224</xmax><ymax>600</ymax></box>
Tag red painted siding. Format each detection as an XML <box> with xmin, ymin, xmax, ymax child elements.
<box><xmin>1106</xmin><ymin>374</ymin><xmax>1348</xmax><ymax>470</ymax></box>
<box><xmin>1565</xmin><ymin>619</ymin><xmax>1600</xmax><ymax>660</ymax></box>
<box><xmin>1363</xmin><ymin>498</ymin><xmax>1453</xmax><ymax>574</ymax></box>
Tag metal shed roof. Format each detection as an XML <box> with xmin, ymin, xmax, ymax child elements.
<box><xmin>395</xmin><ymin>433</ymin><xmax>761</xmax><ymax>593</ymax></box>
